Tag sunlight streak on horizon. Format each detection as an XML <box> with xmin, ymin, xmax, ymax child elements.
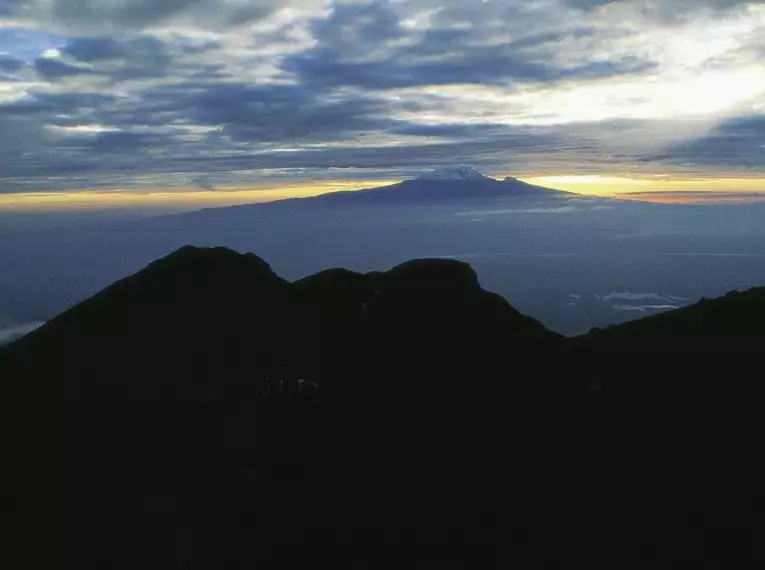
<box><xmin>1</xmin><ymin>176</ymin><xmax>764</xmax><ymax>212</ymax></box>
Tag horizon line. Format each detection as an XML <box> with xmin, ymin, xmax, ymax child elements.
<box><xmin>1</xmin><ymin>174</ymin><xmax>764</xmax><ymax>213</ymax></box>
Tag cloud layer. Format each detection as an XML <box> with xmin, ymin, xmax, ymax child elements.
<box><xmin>0</xmin><ymin>320</ymin><xmax>43</xmax><ymax>345</ymax></box>
<box><xmin>0</xmin><ymin>0</ymin><xmax>763</xmax><ymax>193</ymax></box>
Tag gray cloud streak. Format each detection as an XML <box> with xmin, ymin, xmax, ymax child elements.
<box><xmin>2</xmin><ymin>0</ymin><xmax>287</xmax><ymax>31</ymax></box>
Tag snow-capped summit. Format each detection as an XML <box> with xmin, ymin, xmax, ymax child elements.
<box><xmin>417</xmin><ymin>166</ymin><xmax>489</xmax><ymax>182</ymax></box>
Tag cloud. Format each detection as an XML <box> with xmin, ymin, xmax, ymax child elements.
<box><xmin>0</xmin><ymin>56</ymin><xmax>23</xmax><ymax>81</ymax></box>
<box><xmin>287</xmin><ymin>47</ymin><xmax>654</xmax><ymax>90</ymax></box>
<box><xmin>284</xmin><ymin>1</ymin><xmax>657</xmax><ymax>90</ymax></box>
<box><xmin>193</xmin><ymin>176</ymin><xmax>216</xmax><ymax>191</ymax></box>
<box><xmin>566</xmin><ymin>0</ymin><xmax>764</xmax><ymax>21</ymax></box>
<box><xmin>33</xmin><ymin>56</ymin><xmax>97</xmax><ymax>80</ymax></box>
<box><xmin>455</xmin><ymin>206</ymin><xmax>581</xmax><ymax>216</ymax></box>
<box><xmin>0</xmin><ymin>56</ymin><xmax>23</xmax><ymax>73</ymax></box>
<box><xmin>658</xmin><ymin>252</ymin><xmax>765</xmax><ymax>257</ymax></box>
<box><xmin>612</xmin><ymin>304</ymin><xmax>679</xmax><ymax>312</ymax></box>
<box><xmin>0</xmin><ymin>115</ymin><xmax>50</xmax><ymax>180</ymax></box>
<box><xmin>622</xmin><ymin>191</ymin><xmax>765</xmax><ymax>203</ymax></box>
<box><xmin>0</xmin><ymin>321</ymin><xmax>44</xmax><ymax>345</ymax></box>
<box><xmin>61</xmin><ymin>34</ymin><xmax>175</xmax><ymax>80</ymax></box>
<box><xmin>61</xmin><ymin>37</ymin><xmax>127</xmax><ymax>61</ymax></box>
<box><xmin>29</xmin><ymin>33</ymin><xmax>219</xmax><ymax>85</ymax></box>
<box><xmin>599</xmin><ymin>289</ymin><xmax>696</xmax><ymax>313</ymax></box>
<box><xmin>602</xmin><ymin>291</ymin><xmax>690</xmax><ymax>302</ymax></box>
<box><xmin>430</xmin><ymin>253</ymin><xmax>579</xmax><ymax>260</ymax></box>
<box><xmin>168</xmin><ymin>82</ymin><xmax>394</xmax><ymax>142</ymax></box>
<box><xmin>1</xmin><ymin>0</ymin><xmax>294</xmax><ymax>32</ymax></box>
<box><xmin>650</xmin><ymin>115</ymin><xmax>765</xmax><ymax>169</ymax></box>
<box><xmin>0</xmin><ymin>0</ymin><xmax>763</xmax><ymax>193</ymax></box>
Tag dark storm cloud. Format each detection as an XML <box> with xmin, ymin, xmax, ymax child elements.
<box><xmin>3</xmin><ymin>90</ymin><xmax>114</xmax><ymax>113</ymax></box>
<box><xmin>0</xmin><ymin>0</ymin><xmax>762</xmax><ymax>192</ymax></box>
<box><xmin>0</xmin><ymin>58</ymin><xmax>755</xmax><ymax>186</ymax></box>
<box><xmin>645</xmin><ymin>116</ymin><xmax>765</xmax><ymax>169</ymax></box>
<box><xmin>310</xmin><ymin>0</ymin><xmax>404</xmax><ymax>47</ymax></box>
<box><xmin>503</xmin><ymin>28</ymin><xmax>603</xmax><ymax>50</ymax></box>
<box><xmin>0</xmin><ymin>73</ymin><xmax>605</xmax><ymax>184</ymax></box>
<box><xmin>0</xmin><ymin>56</ymin><xmax>23</xmax><ymax>81</ymax></box>
<box><xmin>0</xmin><ymin>56</ymin><xmax>23</xmax><ymax>73</ymax></box>
<box><xmin>0</xmin><ymin>87</ymin><xmax>178</xmax><ymax>180</ymax></box>
<box><xmin>63</xmin><ymin>34</ymin><xmax>221</xmax><ymax>62</ymax></box>
<box><xmin>0</xmin><ymin>0</ymin><xmax>20</xmax><ymax>13</ymax></box>
<box><xmin>0</xmin><ymin>115</ymin><xmax>49</xmax><ymax>179</ymax></box>
<box><xmin>61</xmin><ymin>130</ymin><xmax>176</xmax><ymax>153</ymax></box>
<box><xmin>37</xmin><ymin>33</ymin><xmax>218</xmax><ymax>84</ymax></box>
<box><xmin>254</xmin><ymin>132</ymin><xmax>572</xmax><ymax>170</ymax></box>
<box><xmin>0</xmin><ymin>74</ymin><xmax>404</xmax><ymax>180</ymax></box>
<box><xmin>566</xmin><ymin>0</ymin><xmax>763</xmax><ymax>11</ymax></box>
<box><xmin>119</xmin><ymin>121</ymin><xmax>597</xmax><ymax>176</ymax></box>
<box><xmin>33</xmin><ymin>56</ymin><xmax>96</xmax><ymax>80</ymax></box>
<box><xmin>62</xmin><ymin>37</ymin><xmax>125</xmax><ymax>61</ymax></box>
<box><xmin>73</xmin><ymin>37</ymin><xmax>172</xmax><ymax>80</ymax></box>
<box><xmin>390</xmin><ymin>124</ymin><xmax>510</xmax><ymax>138</ymax></box>
<box><xmin>51</xmin><ymin>0</ymin><xmax>225</xmax><ymax>27</ymax></box>
<box><xmin>285</xmin><ymin>1</ymin><xmax>656</xmax><ymax>90</ymax></box>
<box><xmin>3</xmin><ymin>0</ymin><xmax>283</xmax><ymax>31</ymax></box>
<box><xmin>622</xmin><ymin>190</ymin><xmax>765</xmax><ymax>202</ymax></box>
<box><xmin>287</xmin><ymin>49</ymin><xmax>655</xmax><ymax>90</ymax></box>
<box><xmin>130</xmin><ymin>81</ymin><xmax>395</xmax><ymax>142</ymax></box>
<box><xmin>567</xmin><ymin>0</ymin><xmax>765</xmax><ymax>26</ymax></box>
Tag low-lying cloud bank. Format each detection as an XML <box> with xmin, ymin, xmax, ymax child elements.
<box><xmin>0</xmin><ymin>321</ymin><xmax>44</xmax><ymax>345</ymax></box>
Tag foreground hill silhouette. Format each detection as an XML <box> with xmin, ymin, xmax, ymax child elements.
<box><xmin>8</xmin><ymin>246</ymin><xmax>765</xmax><ymax>567</ymax></box>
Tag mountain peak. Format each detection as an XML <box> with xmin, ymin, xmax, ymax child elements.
<box><xmin>417</xmin><ymin>166</ymin><xmax>489</xmax><ymax>181</ymax></box>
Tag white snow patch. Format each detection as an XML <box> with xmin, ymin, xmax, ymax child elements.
<box><xmin>418</xmin><ymin>166</ymin><xmax>489</xmax><ymax>181</ymax></box>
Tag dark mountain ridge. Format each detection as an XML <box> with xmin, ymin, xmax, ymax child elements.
<box><xmin>8</xmin><ymin>246</ymin><xmax>765</xmax><ymax>567</ymax></box>
<box><xmin>8</xmin><ymin>245</ymin><xmax>563</xmax><ymax>398</ymax></box>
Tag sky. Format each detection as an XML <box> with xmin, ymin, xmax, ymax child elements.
<box><xmin>0</xmin><ymin>0</ymin><xmax>764</xmax><ymax>211</ymax></box>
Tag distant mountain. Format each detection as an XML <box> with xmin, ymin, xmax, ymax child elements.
<box><xmin>8</xmin><ymin>246</ymin><xmax>765</xmax><ymax>567</ymax></box>
<box><xmin>314</xmin><ymin>167</ymin><xmax>564</xmax><ymax>204</ymax></box>
<box><xmin>143</xmin><ymin>166</ymin><xmax>576</xmax><ymax>234</ymax></box>
<box><xmin>173</xmin><ymin>168</ymin><xmax>566</xmax><ymax>220</ymax></box>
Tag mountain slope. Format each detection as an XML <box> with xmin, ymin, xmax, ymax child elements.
<box><xmin>573</xmin><ymin>285</ymin><xmax>765</xmax><ymax>412</ymax></box>
<box><xmin>8</xmin><ymin>247</ymin><xmax>567</xmax><ymax>568</ymax></box>
<box><xmin>10</xmin><ymin>245</ymin><xmax>292</xmax><ymax>400</ymax></box>
<box><xmin>580</xmin><ymin>286</ymin><xmax>765</xmax><ymax>349</ymax></box>
<box><xmin>7</xmin><ymin>245</ymin><xmax>563</xmax><ymax>396</ymax></box>
<box><xmin>9</xmin><ymin>247</ymin><xmax>765</xmax><ymax>568</ymax></box>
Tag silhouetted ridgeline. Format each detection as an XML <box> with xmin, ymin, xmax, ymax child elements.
<box><xmin>8</xmin><ymin>246</ymin><xmax>765</xmax><ymax>567</ymax></box>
